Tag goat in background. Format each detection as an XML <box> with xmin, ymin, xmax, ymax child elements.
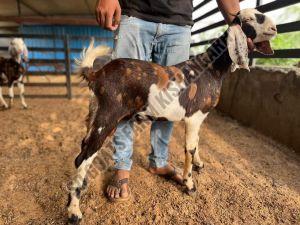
<box><xmin>0</xmin><ymin>38</ymin><xmax>29</xmax><ymax>109</ymax></box>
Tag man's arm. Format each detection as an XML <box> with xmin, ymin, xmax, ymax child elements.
<box><xmin>217</xmin><ymin>0</ymin><xmax>240</xmax><ymax>24</ymax></box>
<box><xmin>95</xmin><ymin>0</ymin><xmax>121</xmax><ymax>31</ymax></box>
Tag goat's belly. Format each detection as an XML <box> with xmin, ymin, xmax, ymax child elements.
<box><xmin>142</xmin><ymin>82</ymin><xmax>186</xmax><ymax>121</ymax></box>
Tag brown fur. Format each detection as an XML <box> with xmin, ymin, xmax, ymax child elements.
<box><xmin>188</xmin><ymin>83</ymin><xmax>197</xmax><ymax>100</ymax></box>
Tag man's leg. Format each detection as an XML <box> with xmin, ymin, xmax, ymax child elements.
<box><xmin>107</xmin><ymin>16</ymin><xmax>156</xmax><ymax>200</ymax></box>
<box><xmin>149</xmin><ymin>24</ymin><xmax>191</xmax><ymax>179</ymax></box>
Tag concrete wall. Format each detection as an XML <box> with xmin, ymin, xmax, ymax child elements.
<box><xmin>217</xmin><ymin>66</ymin><xmax>300</xmax><ymax>153</ymax></box>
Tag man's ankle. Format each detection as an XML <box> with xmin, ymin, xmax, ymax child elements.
<box><xmin>115</xmin><ymin>169</ymin><xmax>130</xmax><ymax>179</ymax></box>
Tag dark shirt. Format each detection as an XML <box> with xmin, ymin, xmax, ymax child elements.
<box><xmin>119</xmin><ymin>0</ymin><xmax>193</xmax><ymax>26</ymax></box>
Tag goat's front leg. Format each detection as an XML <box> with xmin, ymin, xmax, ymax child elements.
<box><xmin>0</xmin><ymin>86</ymin><xmax>8</xmax><ymax>109</ymax></box>
<box><xmin>183</xmin><ymin>111</ymin><xmax>207</xmax><ymax>195</ymax></box>
<box><xmin>8</xmin><ymin>83</ymin><xmax>14</xmax><ymax>108</ymax></box>
<box><xmin>17</xmin><ymin>79</ymin><xmax>27</xmax><ymax>109</ymax></box>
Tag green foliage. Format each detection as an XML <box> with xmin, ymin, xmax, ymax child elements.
<box><xmin>256</xmin><ymin>32</ymin><xmax>300</xmax><ymax>66</ymax></box>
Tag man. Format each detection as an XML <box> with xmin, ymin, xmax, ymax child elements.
<box><xmin>96</xmin><ymin>0</ymin><xmax>253</xmax><ymax>201</ymax></box>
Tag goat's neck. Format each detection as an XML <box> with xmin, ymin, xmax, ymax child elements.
<box><xmin>206</xmin><ymin>32</ymin><xmax>232</xmax><ymax>75</ymax></box>
<box><xmin>14</xmin><ymin>55</ymin><xmax>22</xmax><ymax>64</ymax></box>
<box><xmin>182</xmin><ymin>33</ymin><xmax>232</xmax><ymax>80</ymax></box>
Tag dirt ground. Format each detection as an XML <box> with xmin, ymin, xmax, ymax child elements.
<box><xmin>0</xmin><ymin>85</ymin><xmax>300</xmax><ymax>225</ymax></box>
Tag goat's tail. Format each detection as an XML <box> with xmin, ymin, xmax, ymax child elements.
<box><xmin>75</xmin><ymin>38</ymin><xmax>111</xmax><ymax>82</ymax></box>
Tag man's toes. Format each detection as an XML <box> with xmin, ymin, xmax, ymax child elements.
<box><xmin>107</xmin><ymin>186</ymin><xmax>114</xmax><ymax>197</ymax></box>
<box><xmin>114</xmin><ymin>189</ymin><xmax>120</xmax><ymax>199</ymax></box>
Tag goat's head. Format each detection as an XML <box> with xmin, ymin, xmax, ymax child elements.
<box><xmin>227</xmin><ymin>8</ymin><xmax>277</xmax><ymax>71</ymax></box>
<box><xmin>9</xmin><ymin>38</ymin><xmax>26</xmax><ymax>56</ymax></box>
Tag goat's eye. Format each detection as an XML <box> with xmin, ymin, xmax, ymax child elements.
<box><xmin>244</xmin><ymin>17</ymin><xmax>254</xmax><ymax>22</ymax></box>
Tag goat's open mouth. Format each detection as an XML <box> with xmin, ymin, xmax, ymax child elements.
<box><xmin>254</xmin><ymin>40</ymin><xmax>274</xmax><ymax>55</ymax></box>
<box><xmin>263</xmin><ymin>32</ymin><xmax>277</xmax><ymax>36</ymax></box>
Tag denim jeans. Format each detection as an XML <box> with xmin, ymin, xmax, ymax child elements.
<box><xmin>112</xmin><ymin>15</ymin><xmax>191</xmax><ymax>170</ymax></box>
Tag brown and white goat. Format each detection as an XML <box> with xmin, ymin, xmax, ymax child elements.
<box><xmin>67</xmin><ymin>9</ymin><xmax>277</xmax><ymax>224</ymax></box>
<box><xmin>0</xmin><ymin>57</ymin><xmax>27</xmax><ymax>109</ymax></box>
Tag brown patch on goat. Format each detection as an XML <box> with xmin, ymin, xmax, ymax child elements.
<box><xmin>169</xmin><ymin>66</ymin><xmax>184</xmax><ymax>83</ymax></box>
<box><xmin>125</xmin><ymin>68</ymin><xmax>132</xmax><ymax>76</ymax></box>
<box><xmin>100</xmin><ymin>87</ymin><xmax>105</xmax><ymax>94</ymax></box>
<box><xmin>135</xmin><ymin>96</ymin><xmax>144</xmax><ymax>109</ymax></box>
<box><xmin>116</xmin><ymin>93</ymin><xmax>122</xmax><ymax>102</ymax></box>
<box><xmin>188</xmin><ymin>83</ymin><xmax>197</xmax><ymax>100</ymax></box>
<box><xmin>154</xmin><ymin>66</ymin><xmax>169</xmax><ymax>90</ymax></box>
<box><xmin>127</xmin><ymin>99</ymin><xmax>134</xmax><ymax>108</ymax></box>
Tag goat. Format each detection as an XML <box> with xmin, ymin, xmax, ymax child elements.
<box><xmin>67</xmin><ymin>9</ymin><xmax>277</xmax><ymax>224</ymax></box>
<box><xmin>0</xmin><ymin>38</ymin><xmax>29</xmax><ymax>109</ymax></box>
<box><xmin>0</xmin><ymin>57</ymin><xmax>27</xmax><ymax>109</ymax></box>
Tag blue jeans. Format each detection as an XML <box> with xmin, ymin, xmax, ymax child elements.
<box><xmin>112</xmin><ymin>15</ymin><xmax>191</xmax><ymax>170</ymax></box>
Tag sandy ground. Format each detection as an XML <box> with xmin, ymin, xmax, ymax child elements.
<box><xmin>0</xmin><ymin>85</ymin><xmax>300</xmax><ymax>225</ymax></box>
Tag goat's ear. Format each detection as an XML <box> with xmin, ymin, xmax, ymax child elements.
<box><xmin>227</xmin><ymin>25</ymin><xmax>250</xmax><ymax>72</ymax></box>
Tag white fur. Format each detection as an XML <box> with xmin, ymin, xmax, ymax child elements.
<box><xmin>8</xmin><ymin>38</ymin><xmax>28</xmax><ymax>63</ymax></box>
<box><xmin>183</xmin><ymin>110</ymin><xmax>208</xmax><ymax>190</ymax></box>
<box><xmin>0</xmin><ymin>86</ymin><xmax>8</xmax><ymax>108</ymax></box>
<box><xmin>143</xmin><ymin>81</ymin><xmax>186</xmax><ymax>121</ymax></box>
<box><xmin>227</xmin><ymin>25</ymin><xmax>249</xmax><ymax>72</ymax></box>
<box><xmin>68</xmin><ymin>152</ymin><xmax>98</xmax><ymax>220</ymax></box>
<box><xmin>98</xmin><ymin>127</ymin><xmax>104</xmax><ymax>134</ymax></box>
<box><xmin>75</xmin><ymin>38</ymin><xmax>111</xmax><ymax>72</ymax></box>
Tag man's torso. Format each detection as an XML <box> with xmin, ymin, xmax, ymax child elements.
<box><xmin>119</xmin><ymin>0</ymin><xmax>193</xmax><ymax>26</ymax></box>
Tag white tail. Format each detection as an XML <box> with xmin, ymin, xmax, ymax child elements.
<box><xmin>75</xmin><ymin>38</ymin><xmax>111</xmax><ymax>81</ymax></box>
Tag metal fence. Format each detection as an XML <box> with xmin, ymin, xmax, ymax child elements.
<box><xmin>0</xmin><ymin>34</ymin><xmax>113</xmax><ymax>99</ymax></box>
<box><xmin>191</xmin><ymin>0</ymin><xmax>300</xmax><ymax>61</ymax></box>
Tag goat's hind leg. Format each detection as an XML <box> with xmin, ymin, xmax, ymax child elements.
<box><xmin>67</xmin><ymin>107</ymin><xmax>126</xmax><ymax>224</ymax></box>
<box><xmin>0</xmin><ymin>86</ymin><xmax>8</xmax><ymax>109</ymax></box>
<box><xmin>183</xmin><ymin>111</ymin><xmax>207</xmax><ymax>195</ymax></box>
<box><xmin>17</xmin><ymin>80</ymin><xmax>27</xmax><ymax>109</ymax></box>
<box><xmin>8</xmin><ymin>83</ymin><xmax>14</xmax><ymax>108</ymax></box>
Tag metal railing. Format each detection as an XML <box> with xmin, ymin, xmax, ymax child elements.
<box><xmin>191</xmin><ymin>0</ymin><xmax>300</xmax><ymax>61</ymax></box>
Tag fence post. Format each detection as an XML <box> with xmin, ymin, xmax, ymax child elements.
<box><xmin>64</xmin><ymin>35</ymin><xmax>72</xmax><ymax>99</ymax></box>
<box><xmin>250</xmin><ymin>0</ymin><xmax>262</xmax><ymax>66</ymax></box>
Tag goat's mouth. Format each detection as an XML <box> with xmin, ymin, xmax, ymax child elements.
<box><xmin>254</xmin><ymin>40</ymin><xmax>274</xmax><ymax>55</ymax></box>
<box><xmin>263</xmin><ymin>32</ymin><xmax>277</xmax><ymax>37</ymax></box>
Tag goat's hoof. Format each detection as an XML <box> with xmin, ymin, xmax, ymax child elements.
<box><xmin>184</xmin><ymin>185</ymin><xmax>197</xmax><ymax>196</ymax></box>
<box><xmin>22</xmin><ymin>105</ymin><xmax>28</xmax><ymax>109</ymax></box>
<box><xmin>68</xmin><ymin>214</ymin><xmax>82</xmax><ymax>225</ymax></box>
<box><xmin>193</xmin><ymin>164</ymin><xmax>204</xmax><ymax>173</ymax></box>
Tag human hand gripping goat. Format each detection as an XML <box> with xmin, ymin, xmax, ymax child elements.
<box><xmin>67</xmin><ymin>9</ymin><xmax>277</xmax><ymax>224</ymax></box>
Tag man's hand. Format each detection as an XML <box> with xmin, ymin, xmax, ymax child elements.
<box><xmin>95</xmin><ymin>0</ymin><xmax>121</xmax><ymax>31</ymax></box>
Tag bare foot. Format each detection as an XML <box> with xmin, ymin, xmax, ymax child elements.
<box><xmin>106</xmin><ymin>170</ymin><xmax>130</xmax><ymax>201</ymax></box>
<box><xmin>149</xmin><ymin>164</ymin><xmax>183</xmax><ymax>185</ymax></box>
